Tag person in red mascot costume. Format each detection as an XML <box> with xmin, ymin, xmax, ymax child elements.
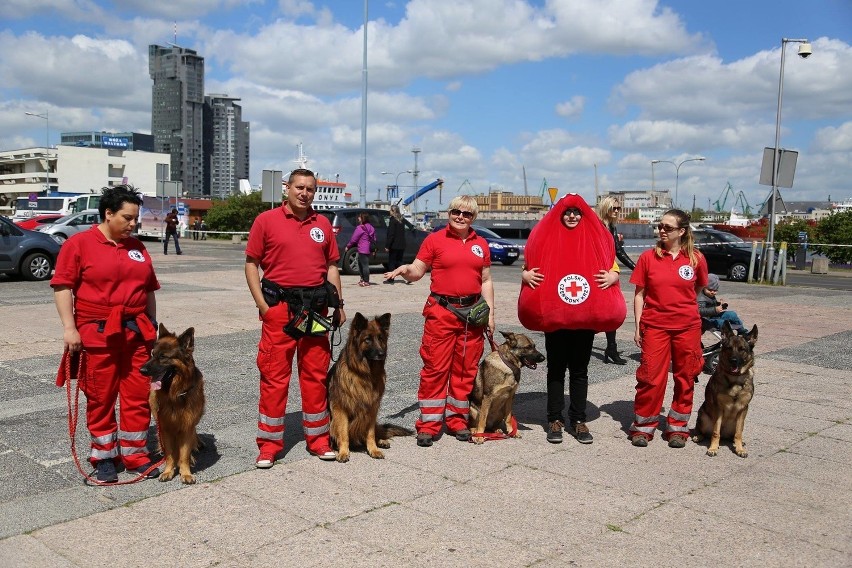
<box><xmin>519</xmin><ymin>193</ymin><xmax>626</xmax><ymax>444</ymax></box>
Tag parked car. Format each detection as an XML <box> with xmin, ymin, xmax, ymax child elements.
<box><xmin>431</xmin><ymin>223</ymin><xmax>521</xmax><ymax>265</ymax></box>
<box><xmin>13</xmin><ymin>213</ymin><xmax>64</xmax><ymax>231</ymax></box>
<box><xmin>37</xmin><ymin>209</ymin><xmax>100</xmax><ymax>243</ymax></box>
<box><xmin>315</xmin><ymin>208</ymin><xmax>431</xmax><ymax>275</ymax></box>
<box><xmin>693</xmin><ymin>228</ymin><xmax>760</xmax><ymax>281</ymax></box>
<box><xmin>0</xmin><ymin>215</ymin><xmax>62</xmax><ymax>281</ymax></box>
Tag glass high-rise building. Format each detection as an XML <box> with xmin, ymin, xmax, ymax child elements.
<box><xmin>204</xmin><ymin>95</ymin><xmax>250</xmax><ymax>198</ymax></box>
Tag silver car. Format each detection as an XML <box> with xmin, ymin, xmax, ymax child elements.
<box><xmin>38</xmin><ymin>209</ymin><xmax>100</xmax><ymax>243</ymax></box>
<box><xmin>0</xmin><ymin>215</ymin><xmax>61</xmax><ymax>281</ymax></box>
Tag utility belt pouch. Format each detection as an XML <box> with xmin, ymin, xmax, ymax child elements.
<box><xmin>283</xmin><ymin>307</ymin><xmax>334</xmax><ymax>339</ymax></box>
<box><xmin>261</xmin><ymin>278</ymin><xmax>283</xmax><ymax>308</ymax></box>
<box><xmin>438</xmin><ymin>295</ymin><xmax>490</xmax><ymax>327</ymax></box>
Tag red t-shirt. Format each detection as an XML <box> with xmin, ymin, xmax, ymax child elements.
<box><xmin>245</xmin><ymin>205</ymin><xmax>339</xmax><ymax>287</ymax></box>
<box><xmin>416</xmin><ymin>226</ymin><xmax>490</xmax><ymax>296</ymax></box>
<box><xmin>630</xmin><ymin>248</ymin><xmax>708</xmax><ymax>330</ymax></box>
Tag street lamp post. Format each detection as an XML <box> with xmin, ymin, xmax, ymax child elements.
<box><xmin>651</xmin><ymin>157</ymin><xmax>705</xmax><ymax>209</ymax></box>
<box><xmin>766</xmin><ymin>38</ymin><xmax>811</xmax><ymax>282</ymax></box>
<box><xmin>25</xmin><ymin>111</ymin><xmax>50</xmax><ymax>193</ymax></box>
<box><xmin>381</xmin><ymin>170</ymin><xmax>412</xmax><ymax>202</ymax></box>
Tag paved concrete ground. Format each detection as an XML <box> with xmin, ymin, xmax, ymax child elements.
<box><xmin>0</xmin><ymin>239</ymin><xmax>850</xmax><ymax>567</ymax></box>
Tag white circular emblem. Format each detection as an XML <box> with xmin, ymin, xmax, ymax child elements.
<box><xmin>557</xmin><ymin>274</ymin><xmax>591</xmax><ymax>305</ymax></box>
<box><xmin>678</xmin><ymin>265</ymin><xmax>695</xmax><ymax>281</ymax></box>
<box><xmin>309</xmin><ymin>227</ymin><xmax>325</xmax><ymax>243</ymax></box>
<box><xmin>471</xmin><ymin>245</ymin><xmax>484</xmax><ymax>258</ymax></box>
<box><xmin>128</xmin><ymin>249</ymin><xmax>145</xmax><ymax>263</ymax></box>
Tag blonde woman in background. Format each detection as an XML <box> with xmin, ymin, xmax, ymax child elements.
<box><xmin>595</xmin><ymin>197</ymin><xmax>634</xmax><ymax>365</ymax></box>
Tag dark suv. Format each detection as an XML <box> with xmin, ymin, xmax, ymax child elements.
<box><xmin>0</xmin><ymin>215</ymin><xmax>62</xmax><ymax>281</ymax></box>
<box><xmin>316</xmin><ymin>208</ymin><xmax>431</xmax><ymax>275</ymax></box>
<box><xmin>693</xmin><ymin>228</ymin><xmax>761</xmax><ymax>281</ymax></box>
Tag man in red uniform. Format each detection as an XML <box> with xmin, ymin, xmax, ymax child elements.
<box><xmin>384</xmin><ymin>196</ymin><xmax>495</xmax><ymax>446</ymax></box>
<box><xmin>245</xmin><ymin>168</ymin><xmax>346</xmax><ymax>467</ymax></box>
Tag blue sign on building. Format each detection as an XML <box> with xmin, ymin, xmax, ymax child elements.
<box><xmin>102</xmin><ymin>136</ymin><xmax>129</xmax><ymax>149</ymax></box>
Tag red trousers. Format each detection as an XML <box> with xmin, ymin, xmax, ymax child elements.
<box><xmin>416</xmin><ymin>298</ymin><xmax>485</xmax><ymax>436</ymax></box>
<box><xmin>255</xmin><ymin>303</ymin><xmax>331</xmax><ymax>456</ymax></box>
<box><xmin>81</xmin><ymin>342</ymin><xmax>153</xmax><ymax>468</ymax></box>
<box><xmin>631</xmin><ymin>324</ymin><xmax>703</xmax><ymax>440</ymax></box>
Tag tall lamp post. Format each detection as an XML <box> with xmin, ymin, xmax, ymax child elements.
<box><xmin>25</xmin><ymin>111</ymin><xmax>50</xmax><ymax>193</ymax></box>
<box><xmin>651</xmin><ymin>157</ymin><xmax>705</xmax><ymax>208</ymax></box>
<box><xmin>766</xmin><ymin>38</ymin><xmax>811</xmax><ymax>280</ymax></box>
<box><xmin>381</xmin><ymin>170</ymin><xmax>412</xmax><ymax>202</ymax></box>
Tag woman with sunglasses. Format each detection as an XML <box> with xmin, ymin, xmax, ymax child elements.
<box><xmin>595</xmin><ymin>197</ymin><xmax>635</xmax><ymax>365</ymax></box>
<box><xmin>519</xmin><ymin>194</ymin><xmax>625</xmax><ymax>445</ymax></box>
<box><xmin>628</xmin><ymin>209</ymin><xmax>708</xmax><ymax>449</ymax></box>
<box><xmin>383</xmin><ymin>196</ymin><xmax>495</xmax><ymax>447</ymax></box>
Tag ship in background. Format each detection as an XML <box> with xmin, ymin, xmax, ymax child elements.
<box><xmin>711</xmin><ymin>209</ymin><xmax>768</xmax><ymax>240</ymax></box>
<box><xmin>291</xmin><ymin>143</ymin><xmax>353</xmax><ymax>210</ymax></box>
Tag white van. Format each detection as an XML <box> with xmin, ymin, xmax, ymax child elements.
<box><xmin>37</xmin><ymin>209</ymin><xmax>100</xmax><ymax>243</ymax></box>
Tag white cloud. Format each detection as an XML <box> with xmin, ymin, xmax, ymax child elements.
<box><xmin>812</xmin><ymin>122</ymin><xmax>852</xmax><ymax>153</ymax></box>
<box><xmin>555</xmin><ymin>96</ymin><xmax>585</xmax><ymax>120</ymax></box>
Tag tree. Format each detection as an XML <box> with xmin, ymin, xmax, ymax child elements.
<box><xmin>625</xmin><ymin>210</ymin><xmax>639</xmax><ymax>220</ymax></box>
<box><xmin>773</xmin><ymin>219</ymin><xmax>814</xmax><ymax>258</ymax></box>
<box><xmin>205</xmin><ymin>192</ymin><xmax>274</xmax><ymax>236</ymax></box>
<box><xmin>812</xmin><ymin>211</ymin><xmax>852</xmax><ymax>264</ymax></box>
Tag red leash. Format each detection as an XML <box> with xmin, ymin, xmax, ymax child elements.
<box><xmin>470</xmin><ymin>331</ymin><xmax>519</xmax><ymax>442</ymax></box>
<box><xmin>61</xmin><ymin>350</ymin><xmax>163</xmax><ymax>486</ymax></box>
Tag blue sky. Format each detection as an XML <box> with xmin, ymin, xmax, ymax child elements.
<box><xmin>2</xmin><ymin>0</ymin><xmax>851</xmax><ymax>211</ymax></box>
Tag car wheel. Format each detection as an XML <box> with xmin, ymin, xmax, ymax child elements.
<box><xmin>501</xmin><ymin>258</ymin><xmax>517</xmax><ymax>266</ymax></box>
<box><xmin>54</xmin><ymin>233</ymin><xmax>67</xmax><ymax>244</ymax></box>
<box><xmin>342</xmin><ymin>248</ymin><xmax>360</xmax><ymax>276</ymax></box>
<box><xmin>21</xmin><ymin>252</ymin><xmax>53</xmax><ymax>281</ymax></box>
<box><xmin>729</xmin><ymin>262</ymin><xmax>748</xmax><ymax>281</ymax></box>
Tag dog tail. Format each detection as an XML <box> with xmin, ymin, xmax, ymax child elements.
<box><xmin>377</xmin><ymin>423</ymin><xmax>414</xmax><ymax>438</ymax></box>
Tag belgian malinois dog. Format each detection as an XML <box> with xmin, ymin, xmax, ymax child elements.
<box><xmin>328</xmin><ymin>313</ymin><xmax>412</xmax><ymax>462</ymax></box>
<box><xmin>141</xmin><ymin>324</ymin><xmax>206</xmax><ymax>483</ymax></box>
<box><xmin>692</xmin><ymin>322</ymin><xmax>758</xmax><ymax>457</ymax></box>
<box><xmin>469</xmin><ymin>331</ymin><xmax>545</xmax><ymax>444</ymax></box>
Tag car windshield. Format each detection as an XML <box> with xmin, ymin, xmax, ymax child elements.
<box><xmin>716</xmin><ymin>232</ymin><xmax>745</xmax><ymax>243</ymax></box>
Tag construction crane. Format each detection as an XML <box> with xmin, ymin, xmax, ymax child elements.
<box><xmin>712</xmin><ymin>182</ymin><xmax>737</xmax><ymax>212</ymax></box>
<box><xmin>733</xmin><ymin>191</ymin><xmax>753</xmax><ymax>216</ymax></box>
<box><xmin>539</xmin><ymin>178</ymin><xmax>548</xmax><ymax>199</ymax></box>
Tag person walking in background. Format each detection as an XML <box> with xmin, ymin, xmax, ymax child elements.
<box><xmin>383</xmin><ymin>205</ymin><xmax>407</xmax><ymax>284</ymax></box>
<box><xmin>345</xmin><ymin>213</ymin><xmax>376</xmax><ymax>287</ymax></box>
<box><xmin>244</xmin><ymin>168</ymin><xmax>346</xmax><ymax>467</ymax></box>
<box><xmin>163</xmin><ymin>208</ymin><xmax>182</xmax><ymax>255</ymax></box>
<box><xmin>192</xmin><ymin>217</ymin><xmax>201</xmax><ymax>241</ymax></box>
<box><xmin>629</xmin><ymin>209</ymin><xmax>708</xmax><ymax>449</ymax></box>
<box><xmin>51</xmin><ymin>185</ymin><xmax>161</xmax><ymax>483</ymax></box>
<box><xmin>199</xmin><ymin>218</ymin><xmax>208</xmax><ymax>240</ymax></box>
<box><xmin>596</xmin><ymin>197</ymin><xmax>635</xmax><ymax>365</ymax></box>
<box><xmin>384</xmin><ymin>196</ymin><xmax>495</xmax><ymax>447</ymax></box>
<box><xmin>519</xmin><ymin>194</ymin><xmax>625</xmax><ymax>445</ymax></box>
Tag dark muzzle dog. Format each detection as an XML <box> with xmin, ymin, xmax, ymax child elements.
<box><xmin>469</xmin><ymin>331</ymin><xmax>545</xmax><ymax>443</ymax></box>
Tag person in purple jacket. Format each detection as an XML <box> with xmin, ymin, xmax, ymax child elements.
<box><xmin>345</xmin><ymin>213</ymin><xmax>376</xmax><ymax>286</ymax></box>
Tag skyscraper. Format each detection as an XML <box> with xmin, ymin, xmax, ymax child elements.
<box><xmin>203</xmin><ymin>95</ymin><xmax>250</xmax><ymax>198</ymax></box>
<box><xmin>149</xmin><ymin>45</ymin><xmax>205</xmax><ymax>195</ymax></box>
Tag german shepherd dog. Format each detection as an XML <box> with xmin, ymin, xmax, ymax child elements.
<box><xmin>328</xmin><ymin>313</ymin><xmax>412</xmax><ymax>462</ymax></box>
<box><xmin>692</xmin><ymin>322</ymin><xmax>758</xmax><ymax>457</ymax></box>
<box><xmin>140</xmin><ymin>324</ymin><xmax>206</xmax><ymax>483</ymax></box>
<box><xmin>469</xmin><ymin>331</ymin><xmax>545</xmax><ymax>444</ymax></box>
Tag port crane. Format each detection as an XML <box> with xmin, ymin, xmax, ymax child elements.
<box><xmin>712</xmin><ymin>181</ymin><xmax>753</xmax><ymax>216</ymax></box>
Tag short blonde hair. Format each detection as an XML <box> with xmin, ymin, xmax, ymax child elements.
<box><xmin>448</xmin><ymin>195</ymin><xmax>479</xmax><ymax>220</ymax></box>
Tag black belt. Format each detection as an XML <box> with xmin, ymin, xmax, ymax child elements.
<box><xmin>430</xmin><ymin>292</ymin><xmax>480</xmax><ymax>307</ymax></box>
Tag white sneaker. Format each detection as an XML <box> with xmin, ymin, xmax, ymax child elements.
<box><xmin>255</xmin><ymin>457</ymin><xmax>274</xmax><ymax>469</ymax></box>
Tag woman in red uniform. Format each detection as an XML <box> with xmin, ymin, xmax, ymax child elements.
<box><xmin>383</xmin><ymin>196</ymin><xmax>495</xmax><ymax>447</ymax></box>
<box><xmin>629</xmin><ymin>209</ymin><xmax>708</xmax><ymax>448</ymax></box>
<box><xmin>52</xmin><ymin>185</ymin><xmax>160</xmax><ymax>483</ymax></box>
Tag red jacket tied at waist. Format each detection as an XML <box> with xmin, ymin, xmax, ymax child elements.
<box><xmin>74</xmin><ymin>298</ymin><xmax>157</xmax><ymax>342</ymax></box>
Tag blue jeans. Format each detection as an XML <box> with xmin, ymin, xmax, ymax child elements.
<box><xmin>164</xmin><ymin>231</ymin><xmax>181</xmax><ymax>254</ymax></box>
<box><xmin>706</xmin><ymin>310</ymin><xmax>744</xmax><ymax>331</ymax></box>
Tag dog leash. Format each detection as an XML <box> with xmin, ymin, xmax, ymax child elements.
<box><xmin>62</xmin><ymin>350</ymin><xmax>164</xmax><ymax>486</ymax></box>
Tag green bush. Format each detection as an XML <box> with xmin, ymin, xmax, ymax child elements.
<box><xmin>813</xmin><ymin>211</ymin><xmax>852</xmax><ymax>264</ymax></box>
<box><xmin>773</xmin><ymin>219</ymin><xmax>814</xmax><ymax>258</ymax></box>
<box><xmin>206</xmin><ymin>192</ymin><xmax>277</xmax><ymax>236</ymax></box>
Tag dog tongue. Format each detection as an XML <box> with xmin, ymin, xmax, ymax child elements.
<box><xmin>151</xmin><ymin>380</ymin><xmax>162</xmax><ymax>391</ymax></box>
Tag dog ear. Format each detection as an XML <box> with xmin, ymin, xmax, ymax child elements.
<box><xmin>178</xmin><ymin>327</ymin><xmax>195</xmax><ymax>352</ymax></box>
<box><xmin>351</xmin><ymin>312</ymin><xmax>368</xmax><ymax>333</ymax></box>
<box><xmin>377</xmin><ymin>313</ymin><xmax>391</xmax><ymax>332</ymax></box>
<box><xmin>499</xmin><ymin>330</ymin><xmax>516</xmax><ymax>345</ymax></box>
<box><xmin>158</xmin><ymin>322</ymin><xmax>170</xmax><ymax>337</ymax></box>
<box><xmin>745</xmin><ymin>324</ymin><xmax>758</xmax><ymax>347</ymax></box>
<box><xmin>721</xmin><ymin>321</ymin><xmax>735</xmax><ymax>340</ymax></box>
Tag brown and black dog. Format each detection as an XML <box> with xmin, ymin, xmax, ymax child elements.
<box><xmin>328</xmin><ymin>312</ymin><xmax>411</xmax><ymax>462</ymax></box>
<box><xmin>141</xmin><ymin>324</ymin><xmax>206</xmax><ymax>483</ymax></box>
<box><xmin>469</xmin><ymin>331</ymin><xmax>545</xmax><ymax>444</ymax></box>
<box><xmin>692</xmin><ymin>321</ymin><xmax>758</xmax><ymax>457</ymax></box>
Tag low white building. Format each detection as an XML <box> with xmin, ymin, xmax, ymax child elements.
<box><xmin>0</xmin><ymin>145</ymin><xmax>170</xmax><ymax>216</ymax></box>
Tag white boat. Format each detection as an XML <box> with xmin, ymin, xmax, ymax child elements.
<box><xmin>291</xmin><ymin>143</ymin><xmax>353</xmax><ymax>210</ymax></box>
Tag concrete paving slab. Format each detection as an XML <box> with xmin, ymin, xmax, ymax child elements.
<box><xmin>0</xmin><ymin>535</ymin><xmax>77</xmax><ymax>568</ymax></box>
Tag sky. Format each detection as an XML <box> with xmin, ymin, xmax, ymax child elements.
<box><xmin>2</xmin><ymin>0</ymin><xmax>851</xmax><ymax>213</ymax></box>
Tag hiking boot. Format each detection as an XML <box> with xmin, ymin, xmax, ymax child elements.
<box><xmin>630</xmin><ymin>434</ymin><xmax>649</xmax><ymax>447</ymax></box>
<box><xmin>668</xmin><ymin>434</ymin><xmax>688</xmax><ymax>449</ymax></box>
<box><xmin>570</xmin><ymin>422</ymin><xmax>593</xmax><ymax>444</ymax></box>
<box><xmin>96</xmin><ymin>460</ymin><xmax>118</xmax><ymax>483</ymax></box>
<box><xmin>546</xmin><ymin>420</ymin><xmax>564</xmax><ymax>444</ymax></box>
<box><xmin>416</xmin><ymin>433</ymin><xmax>433</xmax><ymax>447</ymax></box>
<box><xmin>133</xmin><ymin>461</ymin><xmax>161</xmax><ymax>479</ymax></box>
<box><xmin>454</xmin><ymin>429</ymin><xmax>471</xmax><ymax>442</ymax></box>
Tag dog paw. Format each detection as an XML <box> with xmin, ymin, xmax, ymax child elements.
<box><xmin>368</xmin><ymin>449</ymin><xmax>385</xmax><ymax>459</ymax></box>
<box><xmin>691</xmin><ymin>434</ymin><xmax>702</xmax><ymax>443</ymax></box>
<box><xmin>377</xmin><ymin>440</ymin><xmax>391</xmax><ymax>449</ymax></box>
<box><xmin>706</xmin><ymin>448</ymin><xmax>718</xmax><ymax>457</ymax></box>
<box><xmin>180</xmin><ymin>474</ymin><xmax>197</xmax><ymax>484</ymax></box>
<box><xmin>158</xmin><ymin>469</ymin><xmax>176</xmax><ymax>482</ymax></box>
<box><xmin>511</xmin><ymin>432</ymin><xmax>522</xmax><ymax>439</ymax></box>
<box><xmin>335</xmin><ymin>452</ymin><xmax>350</xmax><ymax>463</ymax></box>
<box><xmin>735</xmin><ymin>448</ymin><xmax>748</xmax><ymax>458</ymax></box>
<box><xmin>472</xmin><ymin>436</ymin><xmax>485</xmax><ymax>445</ymax></box>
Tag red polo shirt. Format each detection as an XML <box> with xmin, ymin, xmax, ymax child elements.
<box><xmin>51</xmin><ymin>227</ymin><xmax>160</xmax><ymax>308</ymax></box>
<box><xmin>630</xmin><ymin>248</ymin><xmax>708</xmax><ymax>330</ymax></box>
<box><xmin>245</xmin><ymin>205</ymin><xmax>339</xmax><ymax>287</ymax></box>
<box><xmin>417</xmin><ymin>226</ymin><xmax>491</xmax><ymax>297</ymax></box>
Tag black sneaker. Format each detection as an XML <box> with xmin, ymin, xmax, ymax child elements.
<box><xmin>571</xmin><ymin>422</ymin><xmax>594</xmax><ymax>444</ymax></box>
<box><xmin>133</xmin><ymin>461</ymin><xmax>161</xmax><ymax>479</ymax></box>
<box><xmin>454</xmin><ymin>429</ymin><xmax>471</xmax><ymax>442</ymax></box>
<box><xmin>96</xmin><ymin>460</ymin><xmax>118</xmax><ymax>483</ymax></box>
<box><xmin>546</xmin><ymin>420</ymin><xmax>564</xmax><ymax>444</ymax></box>
<box><xmin>416</xmin><ymin>433</ymin><xmax>433</xmax><ymax>447</ymax></box>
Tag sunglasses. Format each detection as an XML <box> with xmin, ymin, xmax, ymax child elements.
<box><xmin>563</xmin><ymin>207</ymin><xmax>583</xmax><ymax>217</ymax></box>
<box><xmin>657</xmin><ymin>223</ymin><xmax>681</xmax><ymax>233</ymax></box>
<box><xmin>450</xmin><ymin>209</ymin><xmax>474</xmax><ymax>220</ymax></box>
<box><xmin>612</xmin><ymin>207</ymin><xmax>621</xmax><ymax>212</ymax></box>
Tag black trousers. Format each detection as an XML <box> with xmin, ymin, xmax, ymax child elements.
<box><xmin>387</xmin><ymin>249</ymin><xmax>404</xmax><ymax>273</ymax></box>
<box><xmin>545</xmin><ymin>329</ymin><xmax>595</xmax><ymax>424</ymax></box>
